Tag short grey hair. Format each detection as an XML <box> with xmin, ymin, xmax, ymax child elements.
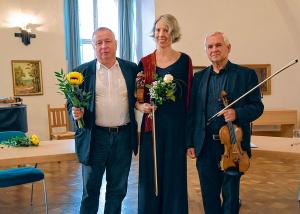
<box><xmin>204</xmin><ymin>31</ymin><xmax>230</xmax><ymax>50</ymax></box>
<box><xmin>92</xmin><ymin>27</ymin><xmax>116</xmax><ymax>44</ymax></box>
<box><xmin>150</xmin><ymin>14</ymin><xmax>181</xmax><ymax>43</ymax></box>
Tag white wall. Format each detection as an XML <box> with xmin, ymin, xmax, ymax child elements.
<box><xmin>155</xmin><ymin>0</ymin><xmax>300</xmax><ymax>127</ymax></box>
<box><xmin>0</xmin><ymin>0</ymin><xmax>66</xmax><ymax>140</ymax></box>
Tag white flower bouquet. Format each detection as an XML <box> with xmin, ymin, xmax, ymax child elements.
<box><xmin>146</xmin><ymin>74</ymin><xmax>176</xmax><ymax>105</ymax></box>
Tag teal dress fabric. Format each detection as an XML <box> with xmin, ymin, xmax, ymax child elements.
<box><xmin>138</xmin><ymin>53</ymin><xmax>190</xmax><ymax>214</ymax></box>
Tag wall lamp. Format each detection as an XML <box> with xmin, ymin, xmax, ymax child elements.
<box><xmin>14</xmin><ymin>28</ymin><xmax>36</xmax><ymax>46</ymax></box>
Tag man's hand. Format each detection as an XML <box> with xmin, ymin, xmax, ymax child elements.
<box><xmin>72</xmin><ymin>107</ymin><xmax>84</xmax><ymax>120</ymax></box>
<box><xmin>220</xmin><ymin>108</ymin><xmax>236</xmax><ymax>122</ymax></box>
<box><xmin>187</xmin><ymin>148</ymin><xmax>196</xmax><ymax>159</ymax></box>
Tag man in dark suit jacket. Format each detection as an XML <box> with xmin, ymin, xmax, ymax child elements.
<box><xmin>70</xmin><ymin>27</ymin><xmax>138</xmax><ymax>214</ymax></box>
<box><xmin>186</xmin><ymin>32</ymin><xmax>264</xmax><ymax>214</ymax></box>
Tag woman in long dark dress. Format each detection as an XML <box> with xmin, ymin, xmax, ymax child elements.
<box><xmin>135</xmin><ymin>14</ymin><xmax>193</xmax><ymax>214</ymax></box>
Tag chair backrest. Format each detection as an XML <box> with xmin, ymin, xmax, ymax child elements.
<box><xmin>47</xmin><ymin>104</ymin><xmax>71</xmax><ymax>139</ymax></box>
<box><xmin>0</xmin><ymin>131</ymin><xmax>26</xmax><ymax>141</ymax></box>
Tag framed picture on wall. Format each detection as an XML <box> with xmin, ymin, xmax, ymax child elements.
<box><xmin>11</xmin><ymin>60</ymin><xmax>43</xmax><ymax>96</ymax></box>
<box><xmin>242</xmin><ymin>64</ymin><xmax>271</xmax><ymax>95</ymax></box>
<box><xmin>193</xmin><ymin>64</ymin><xmax>271</xmax><ymax>95</ymax></box>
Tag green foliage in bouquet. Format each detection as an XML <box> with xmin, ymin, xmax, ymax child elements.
<box><xmin>146</xmin><ymin>74</ymin><xmax>176</xmax><ymax>105</ymax></box>
<box><xmin>0</xmin><ymin>134</ymin><xmax>39</xmax><ymax>147</ymax></box>
<box><xmin>54</xmin><ymin>69</ymin><xmax>92</xmax><ymax>128</ymax></box>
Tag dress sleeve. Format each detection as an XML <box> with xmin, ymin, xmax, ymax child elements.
<box><xmin>186</xmin><ymin>56</ymin><xmax>193</xmax><ymax>111</ymax></box>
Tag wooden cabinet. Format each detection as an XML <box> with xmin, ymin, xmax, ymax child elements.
<box><xmin>252</xmin><ymin>109</ymin><xmax>297</xmax><ymax>138</ymax></box>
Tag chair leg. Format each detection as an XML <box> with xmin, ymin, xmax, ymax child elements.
<box><xmin>30</xmin><ymin>163</ymin><xmax>39</xmax><ymax>205</ymax></box>
<box><xmin>42</xmin><ymin>179</ymin><xmax>48</xmax><ymax>214</ymax></box>
<box><xmin>30</xmin><ymin>182</ymin><xmax>34</xmax><ymax>205</ymax></box>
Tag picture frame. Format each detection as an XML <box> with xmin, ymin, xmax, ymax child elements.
<box><xmin>11</xmin><ymin>60</ymin><xmax>43</xmax><ymax>96</ymax></box>
<box><xmin>242</xmin><ymin>64</ymin><xmax>271</xmax><ymax>95</ymax></box>
<box><xmin>193</xmin><ymin>64</ymin><xmax>271</xmax><ymax>95</ymax></box>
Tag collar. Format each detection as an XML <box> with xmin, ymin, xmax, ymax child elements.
<box><xmin>96</xmin><ymin>60</ymin><xmax>119</xmax><ymax>71</ymax></box>
<box><xmin>210</xmin><ymin>61</ymin><xmax>231</xmax><ymax>75</ymax></box>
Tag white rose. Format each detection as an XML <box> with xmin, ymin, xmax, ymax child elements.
<box><xmin>163</xmin><ymin>74</ymin><xmax>173</xmax><ymax>83</ymax></box>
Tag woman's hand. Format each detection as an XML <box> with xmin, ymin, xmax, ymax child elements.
<box><xmin>72</xmin><ymin>107</ymin><xmax>84</xmax><ymax>120</ymax></box>
<box><xmin>135</xmin><ymin>102</ymin><xmax>154</xmax><ymax>114</ymax></box>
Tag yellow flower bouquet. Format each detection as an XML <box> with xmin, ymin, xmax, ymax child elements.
<box><xmin>0</xmin><ymin>134</ymin><xmax>39</xmax><ymax>147</ymax></box>
<box><xmin>55</xmin><ymin>69</ymin><xmax>92</xmax><ymax>128</ymax></box>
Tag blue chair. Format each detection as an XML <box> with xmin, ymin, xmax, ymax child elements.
<box><xmin>0</xmin><ymin>131</ymin><xmax>48</xmax><ymax>213</ymax></box>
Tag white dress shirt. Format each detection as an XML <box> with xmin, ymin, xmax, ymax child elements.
<box><xmin>95</xmin><ymin>60</ymin><xmax>130</xmax><ymax>127</ymax></box>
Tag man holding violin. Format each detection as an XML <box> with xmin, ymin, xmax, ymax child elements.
<box><xmin>186</xmin><ymin>31</ymin><xmax>264</xmax><ymax>214</ymax></box>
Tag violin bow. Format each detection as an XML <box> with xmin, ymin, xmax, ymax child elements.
<box><xmin>207</xmin><ymin>58</ymin><xmax>298</xmax><ymax>125</ymax></box>
<box><xmin>151</xmin><ymin>102</ymin><xmax>159</xmax><ymax>196</ymax></box>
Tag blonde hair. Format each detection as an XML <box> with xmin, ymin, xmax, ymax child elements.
<box><xmin>151</xmin><ymin>14</ymin><xmax>181</xmax><ymax>43</ymax></box>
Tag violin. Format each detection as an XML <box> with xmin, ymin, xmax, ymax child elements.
<box><xmin>219</xmin><ymin>90</ymin><xmax>250</xmax><ymax>173</ymax></box>
<box><xmin>135</xmin><ymin>71</ymin><xmax>145</xmax><ymax>103</ymax></box>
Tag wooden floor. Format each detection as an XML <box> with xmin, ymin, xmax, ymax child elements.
<box><xmin>0</xmin><ymin>150</ymin><xmax>299</xmax><ymax>214</ymax></box>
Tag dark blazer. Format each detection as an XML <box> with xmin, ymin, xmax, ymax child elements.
<box><xmin>186</xmin><ymin>61</ymin><xmax>264</xmax><ymax>157</ymax></box>
<box><xmin>69</xmin><ymin>58</ymin><xmax>139</xmax><ymax>165</ymax></box>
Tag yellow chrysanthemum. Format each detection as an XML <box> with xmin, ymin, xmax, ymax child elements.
<box><xmin>66</xmin><ymin>71</ymin><xmax>84</xmax><ymax>85</ymax></box>
<box><xmin>30</xmin><ymin>134</ymin><xmax>39</xmax><ymax>146</ymax></box>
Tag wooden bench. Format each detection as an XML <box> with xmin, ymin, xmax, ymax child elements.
<box><xmin>252</xmin><ymin>109</ymin><xmax>298</xmax><ymax>138</ymax></box>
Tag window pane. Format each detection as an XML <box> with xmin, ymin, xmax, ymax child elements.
<box><xmin>78</xmin><ymin>0</ymin><xmax>120</xmax><ymax>63</ymax></box>
<box><xmin>78</xmin><ymin>0</ymin><xmax>94</xmax><ymax>40</ymax></box>
<box><xmin>81</xmin><ymin>43</ymin><xmax>95</xmax><ymax>63</ymax></box>
<box><xmin>97</xmin><ymin>0</ymin><xmax>119</xmax><ymax>39</ymax></box>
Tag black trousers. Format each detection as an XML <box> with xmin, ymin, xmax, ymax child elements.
<box><xmin>80</xmin><ymin>126</ymin><xmax>132</xmax><ymax>214</ymax></box>
<box><xmin>196</xmin><ymin>137</ymin><xmax>241</xmax><ymax>214</ymax></box>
